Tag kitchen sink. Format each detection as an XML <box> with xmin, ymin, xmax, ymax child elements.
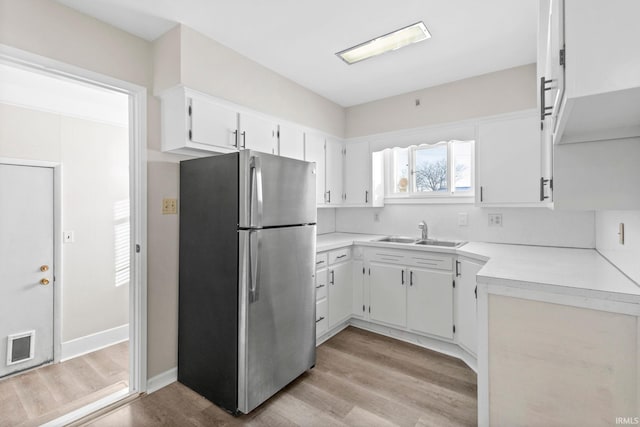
<box><xmin>376</xmin><ymin>236</ymin><xmax>418</xmax><ymax>244</ymax></box>
<box><xmin>415</xmin><ymin>239</ymin><xmax>466</xmax><ymax>248</ymax></box>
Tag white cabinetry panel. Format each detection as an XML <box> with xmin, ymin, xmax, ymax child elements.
<box><xmin>369</xmin><ymin>263</ymin><xmax>406</xmax><ymax>328</ymax></box>
<box><xmin>407</xmin><ymin>268</ymin><xmax>454</xmax><ymax>339</ymax></box>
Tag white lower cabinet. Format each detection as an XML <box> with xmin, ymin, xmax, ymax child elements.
<box><xmin>315</xmin><ymin>298</ymin><xmax>328</xmax><ymax>338</ymax></box>
<box><xmin>455</xmin><ymin>258</ymin><xmax>484</xmax><ymax>356</ymax></box>
<box><xmin>365</xmin><ymin>248</ymin><xmax>455</xmax><ymax>340</ymax></box>
<box><xmin>352</xmin><ymin>260</ymin><xmax>366</xmax><ymax>319</ymax></box>
<box><xmin>407</xmin><ymin>267</ymin><xmax>454</xmax><ymax>339</ymax></box>
<box><xmin>316</xmin><ymin>248</ymin><xmax>353</xmax><ymax>338</ymax></box>
<box><xmin>328</xmin><ymin>261</ymin><xmax>352</xmax><ymax>328</ymax></box>
<box><xmin>369</xmin><ymin>262</ymin><xmax>407</xmax><ymax>328</ymax></box>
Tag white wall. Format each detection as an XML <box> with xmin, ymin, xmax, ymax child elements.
<box><xmin>345</xmin><ymin>64</ymin><xmax>536</xmax><ymax>138</ymax></box>
<box><xmin>596</xmin><ymin>210</ymin><xmax>640</xmax><ymax>283</ymax></box>
<box><xmin>336</xmin><ymin>205</ymin><xmax>595</xmax><ymax>248</ymax></box>
<box><xmin>0</xmin><ymin>102</ymin><xmax>129</xmax><ymax>342</ymax></box>
<box><xmin>153</xmin><ymin>25</ymin><xmax>346</xmax><ymax>138</ymax></box>
<box><xmin>317</xmin><ymin>208</ymin><xmax>336</xmax><ymax>235</ymax></box>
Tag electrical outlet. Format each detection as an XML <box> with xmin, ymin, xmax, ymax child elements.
<box><xmin>63</xmin><ymin>231</ymin><xmax>75</xmax><ymax>243</ymax></box>
<box><xmin>373</xmin><ymin>212</ymin><xmax>380</xmax><ymax>222</ymax></box>
<box><xmin>458</xmin><ymin>213</ymin><xmax>468</xmax><ymax>227</ymax></box>
<box><xmin>162</xmin><ymin>198</ymin><xmax>177</xmax><ymax>215</ymax></box>
<box><xmin>488</xmin><ymin>213</ymin><xmax>503</xmax><ymax>227</ymax></box>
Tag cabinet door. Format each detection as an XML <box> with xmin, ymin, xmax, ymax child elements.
<box><xmin>545</xmin><ymin>0</ymin><xmax>564</xmax><ymax>133</ymax></box>
<box><xmin>315</xmin><ymin>298</ymin><xmax>328</xmax><ymax>338</ymax></box>
<box><xmin>304</xmin><ymin>133</ymin><xmax>326</xmax><ymax>205</ymax></box>
<box><xmin>325</xmin><ymin>138</ymin><xmax>344</xmax><ymax>206</ymax></box>
<box><xmin>456</xmin><ymin>259</ymin><xmax>483</xmax><ymax>355</ymax></box>
<box><xmin>190</xmin><ymin>97</ymin><xmax>239</xmax><ymax>149</ymax></box>
<box><xmin>344</xmin><ymin>141</ymin><xmax>371</xmax><ymax>205</ymax></box>
<box><xmin>238</xmin><ymin>112</ymin><xmax>278</xmax><ymax>154</ymax></box>
<box><xmin>407</xmin><ymin>268</ymin><xmax>454</xmax><ymax>339</ymax></box>
<box><xmin>352</xmin><ymin>260</ymin><xmax>366</xmax><ymax>319</ymax></box>
<box><xmin>278</xmin><ymin>123</ymin><xmax>304</xmax><ymax>160</ymax></box>
<box><xmin>315</xmin><ymin>268</ymin><xmax>327</xmax><ymax>301</ymax></box>
<box><xmin>328</xmin><ymin>262</ymin><xmax>352</xmax><ymax>328</ymax></box>
<box><xmin>477</xmin><ymin>114</ymin><xmax>541</xmax><ymax>204</ymax></box>
<box><xmin>369</xmin><ymin>263</ymin><xmax>406</xmax><ymax>328</ymax></box>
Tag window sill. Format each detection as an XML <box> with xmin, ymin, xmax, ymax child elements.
<box><xmin>384</xmin><ymin>196</ymin><xmax>475</xmax><ymax>205</ymax></box>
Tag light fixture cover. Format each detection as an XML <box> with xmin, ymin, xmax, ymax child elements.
<box><xmin>336</xmin><ymin>22</ymin><xmax>431</xmax><ymax>65</ymax></box>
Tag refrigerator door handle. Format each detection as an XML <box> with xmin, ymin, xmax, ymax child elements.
<box><xmin>249</xmin><ymin>230</ymin><xmax>261</xmax><ymax>302</ymax></box>
<box><xmin>250</xmin><ymin>156</ymin><xmax>264</xmax><ymax>228</ymax></box>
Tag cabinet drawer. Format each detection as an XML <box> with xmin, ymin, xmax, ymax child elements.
<box><xmin>316</xmin><ymin>299</ymin><xmax>328</xmax><ymax>337</ymax></box>
<box><xmin>328</xmin><ymin>248</ymin><xmax>351</xmax><ymax>264</ymax></box>
<box><xmin>315</xmin><ymin>268</ymin><xmax>327</xmax><ymax>301</ymax></box>
<box><xmin>368</xmin><ymin>250</ymin><xmax>405</xmax><ymax>265</ymax></box>
<box><xmin>405</xmin><ymin>253</ymin><xmax>452</xmax><ymax>271</ymax></box>
<box><xmin>315</xmin><ymin>252</ymin><xmax>328</xmax><ymax>270</ymax></box>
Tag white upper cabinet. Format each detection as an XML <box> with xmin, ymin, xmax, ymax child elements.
<box><xmin>238</xmin><ymin>112</ymin><xmax>278</xmax><ymax>155</ymax></box>
<box><xmin>161</xmin><ymin>87</ymin><xmax>240</xmax><ymax>155</ymax></box>
<box><xmin>541</xmin><ymin>0</ymin><xmax>640</xmax><ymax>144</ymax></box>
<box><xmin>189</xmin><ymin>96</ymin><xmax>239</xmax><ymax>150</ymax></box>
<box><xmin>477</xmin><ymin>112</ymin><xmax>542</xmax><ymax>205</ymax></box>
<box><xmin>325</xmin><ymin>138</ymin><xmax>344</xmax><ymax>206</ymax></box>
<box><xmin>344</xmin><ymin>141</ymin><xmax>371</xmax><ymax>206</ymax></box>
<box><xmin>304</xmin><ymin>132</ymin><xmax>326</xmax><ymax>206</ymax></box>
<box><xmin>278</xmin><ymin>123</ymin><xmax>304</xmax><ymax>160</ymax></box>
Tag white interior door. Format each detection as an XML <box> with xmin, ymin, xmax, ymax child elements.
<box><xmin>0</xmin><ymin>163</ymin><xmax>54</xmax><ymax>377</ymax></box>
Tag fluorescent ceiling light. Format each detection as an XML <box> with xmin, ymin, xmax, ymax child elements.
<box><xmin>336</xmin><ymin>22</ymin><xmax>431</xmax><ymax>65</ymax></box>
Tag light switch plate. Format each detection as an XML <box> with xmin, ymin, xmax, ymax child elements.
<box><xmin>162</xmin><ymin>198</ymin><xmax>177</xmax><ymax>215</ymax></box>
<box><xmin>458</xmin><ymin>213</ymin><xmax>468</xmax><ymax>227</ymax></box>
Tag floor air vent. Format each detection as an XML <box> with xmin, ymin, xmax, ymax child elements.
<box><xmin>6</xmin><ymin>331</ymin><xmax>35</xmax><ymax>366</ymax></box>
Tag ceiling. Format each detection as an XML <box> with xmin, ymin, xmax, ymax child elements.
<box><xmin>56</xmin><ymin>0</ymin><xmax>538</xmax><ymax>107</ymax></box>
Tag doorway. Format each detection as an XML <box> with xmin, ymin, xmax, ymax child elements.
<box><xmin>0</xmin><ymin>47</ymin><xmax>146</xmax><ymax>425</ymax></box>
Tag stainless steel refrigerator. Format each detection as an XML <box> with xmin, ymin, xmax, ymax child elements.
<box><xmin>178</xmin><ymin>150</ymin><xmax>317</xmax><ymax>415</ymax></box>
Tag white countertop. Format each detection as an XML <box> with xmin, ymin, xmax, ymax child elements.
<box><xmin>316</xmin><ymin>233</ymin><xmax>640</xmax><ymax>304</ymax></box>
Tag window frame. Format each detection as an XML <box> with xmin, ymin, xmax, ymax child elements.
<box><xmin>384</xmin><ymin>140</ymin><xmax>475</xmax><ymax>203</ymax></box>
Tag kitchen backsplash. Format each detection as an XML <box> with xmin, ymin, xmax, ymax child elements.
<box><xmin>333</xmin><ymin>204</ymin><xmax>595</xmax><ymax>248</ymax></box>
<box><xmin>596</xmin><ymin>210</ymin><xmax>640</xmax><ymax>284</ymax></box>
<box><xmin>317</xmin><ymin>208</ymin><xmax>336</xmax><ymax>234</ymax></box>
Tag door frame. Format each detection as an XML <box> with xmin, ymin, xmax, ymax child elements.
<box><xmin>0</xmin><ymin>43</ymin><xmax>148</xmax><ymax>408</ymax></box>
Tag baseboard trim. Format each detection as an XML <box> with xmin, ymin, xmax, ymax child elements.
<box><xmin>61</xmin><ymin>324</ymin><xmax>129</xmax><ymax>362</ymax></box>
<box><xmin>324</xmin><ymin>318</ymin><xmax>478</xmax><ymax>373</ymax></box>
<box><xmin>146</xmin><ymin>367</ymin><xmax>177</xmax><ymax>394</ymax></box>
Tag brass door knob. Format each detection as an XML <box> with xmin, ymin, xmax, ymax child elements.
<box><xmin>40</xmin><ymin>265</ymin><xmax>49</xmax><ymax>272</ymax></box>
<box><xmin>40</xmin><ymin>278</ymin><xmax>50</xmax><ymax>286</ymax></box>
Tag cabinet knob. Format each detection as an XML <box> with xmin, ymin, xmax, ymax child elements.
<box><xmin>40</xmin><ymin>278</ymin><xmax>50</xmax><ymax>286</ymax></box>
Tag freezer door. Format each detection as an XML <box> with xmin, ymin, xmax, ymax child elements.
<box><xmin>238</xmin><ymin>226</ymin><xmax>316</xmax><ymax>414</ymax></box>
<box><xmin>239</xmin><ymin>150</ymin><xmax>316</xmax><ymax>228</ymax></box>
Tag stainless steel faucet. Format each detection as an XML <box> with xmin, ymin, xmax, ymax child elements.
<box><xmin>418</xmin><ymin>220</ymin><xmax>428</xmax><ymax>241</ymax></box>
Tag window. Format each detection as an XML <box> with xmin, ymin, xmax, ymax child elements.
<box><xmin>385</xmin><ymin>140</ymin><xmax>474</xmax><ymax>200</ymax></box>
<box><xmin>113</xmin><ymin>199</ymin><xmax>130</xmax><ymax>287</ymax></box>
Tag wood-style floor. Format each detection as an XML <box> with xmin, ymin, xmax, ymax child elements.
<box><xmin>87</xmin><ymin>327</ymin><xmax>477</xmax><ymax>426</ymax></box>
<box><xmin>0</xmin><ymin>341</ymin><xmax>128</xmax><ymax>427</ymax></box>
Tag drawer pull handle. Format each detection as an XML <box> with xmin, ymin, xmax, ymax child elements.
<box><xmin>316</xmin><ymin>260</ymin><xmax>324</xmax><ymax>265</ymax></box>
<box><xmin>316</xmin><ymin>284</ymin><xmax>325</xmax><ymax>289</ymax></box>
<box><xmin>315</xmin><ymin>316</ymin><xmax>325</xmax><ymax>323</ymax></box>
<box><xmin>336</xmin><ymin>254</ymin><xmax>347</xmax><ymax>259</ymax></box>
